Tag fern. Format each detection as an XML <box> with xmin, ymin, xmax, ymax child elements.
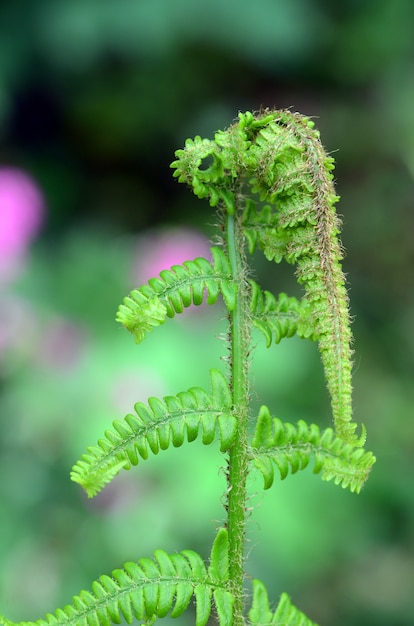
<box><xmin>249</xmin><ymin>280</ymin><xmax>316</xmax><ymax>347</ymax></box>
<box><xmin>116</xmin><ymin>247</ymin><xmax>237</xmax><ymax>343</ymax></box>
<box><xmin>239</xmin><ymin>111</ymin><xmax>355</xmax><ymax>445</ymax></box>
<box><xmin>70</xmin><ymin>369</ymin><xmax>235</xmax><ymax>498</ymax></box>
<box><xmin>0</xmin><ymin>529</ymin><xmax>232</xmax><ymax>626</ymax></box>
<box><xmin>250</xmin><ymin>406</ymin><xmax>374</xmax><ymax>493</ymax></box>
<box><xmin>1</xmin><ymin>110</ymin><xmax>375</xmax><ymax>626</ymax></box>
<box><xmin>172</xmin><ymin>110</ymin><xmax>356</xmax><ymax>443</ymax></box>
<box><xmin>249</xmin><ymin>580</ymin><xmax>318</xmax><ymax>626</ymax></box>
<box><xmin>242</xmin><ymin>201</ymin><xmax>287</xmax><ymax>264</ymax></box>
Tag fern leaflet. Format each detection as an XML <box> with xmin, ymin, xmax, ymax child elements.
<box><xmin>248</xmin><ymin>579</ymin><xmax>318</xmax><ymax>625</ymax></box>
<box><xmin>71</xmin><ymin>369</ymin><xmax>235</xmax><ymax>497</ymax></box>
<box><xmin>0</xmin><ymin>529</ymin><xmax>233</xmax><ymax>626</ymax></box>
<box><xmin>116</xmin><ymin>246</ymin><xmax>237</xmax><ymax>343</ymax></box>
<box><xmin>250</xmin><ymin>406</ymin><xmax>375</xmax><ymax>493</ymax></box>
<box><xmin>249</xmin><ymin>280</ymin><xmax>316</xmax><ymax>346</ymax></box>
<box><xmin>242</xmin><ymin>201</ymin><xmax>287</xmax><ymax>264</ymax></box>
<box><xmin>171</xmin><ymin>135</ymin><xmax>238</xmax><ymax>213</ymax></box>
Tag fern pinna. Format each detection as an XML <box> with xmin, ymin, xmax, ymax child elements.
<box><xmin>0</xmin><ymin>110</ymin><xmax>375</xmax><ymax>626</ymax></box>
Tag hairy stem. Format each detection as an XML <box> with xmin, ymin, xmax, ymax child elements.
<box><xmin>224</xmin><ymin>208</ymin><xmax>251</xmax><ymax>625</ymax></box>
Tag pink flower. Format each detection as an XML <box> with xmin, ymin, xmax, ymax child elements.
<box><xmin>0</xmin><ymin>167</ymin><xmax>45</xmax><ymax>284</ymax></box>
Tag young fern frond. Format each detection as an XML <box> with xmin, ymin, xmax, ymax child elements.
<box><xmin>242</xmin><ymin>201</ymin><xmax>287</xmax><ymax>263</ymax></box>
<box><xmin>239</xmin><ymin>111</ymin><xmax>355</xmax><ymax>445</ymax></box>
<box><xmin>249</xmin><ymin>580</ymin><xmax>318</xmax><ymax>626</ymax></box>
<box><xmin>250</xmin><ymin>406</ymin><xmax>374</xmax><ymax>493</ymax></box>
<box><xmin>249</xmin><ymin>280</ymin><xmax>316</xmax><ymax>346</ymax></box>
<box><xmin>116</xmin><ymin>247</ymin><xmax>237</xmax><ymax>343</ymax></box>
<box><xmin>172</xmin><ymin>110</ymin><xmax>358</xmax><ymax>444</ymax></box>
<box><xmin>0</xmin><ymin>110</ymin><xmax>374</xmax><ymax>626</ymax></box>
<box><xmin>171</xmin><ymin>135</ymin><xmax>239</xmax><ymax>213</ymax></box>
<box><xmin>71</xmin><ymin>369</ymin><xmax>235</xmax><ymax>498</ymax></box>
<box><xmin>0</xmin><ymin>529</ymin><xmax>232</xmax><ymax>626</ymax></box>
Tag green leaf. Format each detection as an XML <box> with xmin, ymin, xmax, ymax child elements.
<box><xmin>272</xmin><ymin>592</ymin><xmax>319</xmax><ymax>625</ymax></box>
<box><xmin>248</xmin><ymin>581</ymin><xmax>319</xmax><ymax>625</ymax></box>
<box><xmin>250</xmin><ymin>406</ymin><xmax>375</xmax><ymax>493</ymax></box>
<box><xmin>71</xmin><ymin>369</ymin><xmax>236</xmax><ymax>497</ymax></box>
<box><xmin>116</xmin><ymin>294</ymin><xmax>167</xmax><ymax>344</ymax></box>
<box><xmin>213</xmin><ymin>589</ymin><xmax>234</xmax><ymax>626</ymax></box>
<box><xmin>248</xmin><ymin>580</ymin><xmax>273</xmax><ymax>625</ymax></box>
<box><xmin>116</xmin><ymin>247</ymin><xmax>237</xmax><ymax>343</ymax></box>
<box><xmin>249</xmin><ymin>281</ymin><xmax>316</xmax><ymax>347</ymax></box>
<box><xmin>1</xmin><ymin>544</ymin><xmax>235</xmax><ymax>626</ymax></box>
<box><xmin>208</xmin><ymin>528</ymin><xmax>229</xmax><ymax>583</ymax></box>
<box><xmin>194</xmin><ymin>585</ymin><xmax>213</xmax><ymax>626</ymax></box>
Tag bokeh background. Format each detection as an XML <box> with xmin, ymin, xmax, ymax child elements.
<box><xmin>1</xmin><ymin>1</ymin><xmax>413</xmax><ymax>624</ymax></box>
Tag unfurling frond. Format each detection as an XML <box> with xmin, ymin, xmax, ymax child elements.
<box><xmin>250</xmin><ymin>406</ymin><xmax>375</xmax><ymax>493</ymax></box>
<box><xmin>172</xmin><ymin>110</ymin><xmax>358</xmax><ymax>444</ymax></box>
<box><xmin>71</xmin><ymin>369</ymin><xmax>235</xmax><ymax>497</ymax></box>
<box><xmin>239</xmin><ymin>111</ymin><xmax>355</xmax><ymax>444</ymax></box>
<box><xmin>248</xmin><ymin>579</ymin><xmax>319</xmax><ymax>625</ymax></box>
<box><xmin>3</xmin><ymin>529</ymin><xmax>232</xmax><ymax>626</ymax></box>
<box><xmin>249</xmin><ymin>280</ymin><xmax>316</xmax><ymax>347</ymax></box>
<box><xmin>242</xmin><ymin>201</ymin><xmax>287</xmax><ymax>263</ymax></box>
<box><xmin>116</xmin><ymin>246</ymin><xmax>237</xmax><ymax>343</ymax></box>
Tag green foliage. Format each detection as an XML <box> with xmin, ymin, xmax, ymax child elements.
<box><xmin>173</xmin><ymin>109</ymin><xmax>356</xmax><ymax>445</ymax></box>
<box><xmin>0</xmin><ymin>530</ymin><xmax>232</xmax><ymax>626</ymax></box>
<box><xmin>116</xmin><ymin>247</ymin><xmax>237</xmax><ymax>343</ymax></box>
<box><xmin>1</xmin><ymin>110</ymin><xmax>375</xmax><ymax>625</ymax></box>
<box><xmin>248</xmin><ymin>580</ymin><xmax>318</xmax><ymax>626</ymax></box>
<box><xmin>70</xmin><ymin>369</ymin><xmax>235</xmax><ymax>498</ymax></box>
<box><xmin>250</xmin><ymin>406</ymin><xmax>374</xmax><ymax>493</ymax></box>
<box><xmin>249</xmin><ymin>281</ymin><xmax>316</xmax><ymax>346</ymax></box>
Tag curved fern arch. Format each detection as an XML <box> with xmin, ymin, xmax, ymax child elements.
<box><xmin>70</xmin><ymin>368</ymin><xmax>237</xmax><ymax>498</ymax></box>
<box><xmin>0</xmin><ymin>530</ymin><xmax>319</xmax><ymax>626</ymax></box>
<box><xmin>116</xmin><ymin>246</ymin><xmax>237</xmax><ymax>344</ymax></box>
<box><xmin>0</xmin><ymin>109</ymin><xmax>375</xmax><ymax>626</ymax></box>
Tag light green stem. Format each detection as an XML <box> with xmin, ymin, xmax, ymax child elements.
<box><xmin>225</xmin><ymin>210</ymin><xmax>251</xmax><ymax>625</ymax></box>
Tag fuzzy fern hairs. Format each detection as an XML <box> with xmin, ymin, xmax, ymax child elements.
<box><xmin>0</xmin><ymin>109</ymin><xmax>375</xmax><ymax>626</ymax></box>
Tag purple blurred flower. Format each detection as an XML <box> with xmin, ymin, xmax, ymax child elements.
<box><xmin>0</xmin><ymin>167</ymin><xmax>45</xmax><ymax>284</ymax></box>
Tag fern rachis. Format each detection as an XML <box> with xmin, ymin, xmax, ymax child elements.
<box><xmin>0</xmin><ymin>110</ymin><xmax>374</xmax><ymax>626</ymax></box>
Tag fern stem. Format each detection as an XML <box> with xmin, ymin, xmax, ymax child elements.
<box><xmin>224</xmin><ymin>209</ymin><xmax>251</xmax><ymax>625</ymax></box>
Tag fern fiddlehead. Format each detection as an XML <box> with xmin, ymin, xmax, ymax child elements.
<box><xmin>243</xmin><ymin>110</ymin><xmax>356</xmax><ymax>445</ymax></box>
<box><xmin>173</xmin><ymin>110</ymin><xmax>356</xmax><ymax>444</ymax></box>
<box><xmin>1</xmin><ymin>110</ymin><xmax>374</xmax><ymax>626</ymax></box>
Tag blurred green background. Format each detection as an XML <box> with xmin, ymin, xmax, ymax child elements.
<box><xmin>0</xmin><ymin>1</ymin><xmax>413</xmax><ymax>624</ymax></box>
